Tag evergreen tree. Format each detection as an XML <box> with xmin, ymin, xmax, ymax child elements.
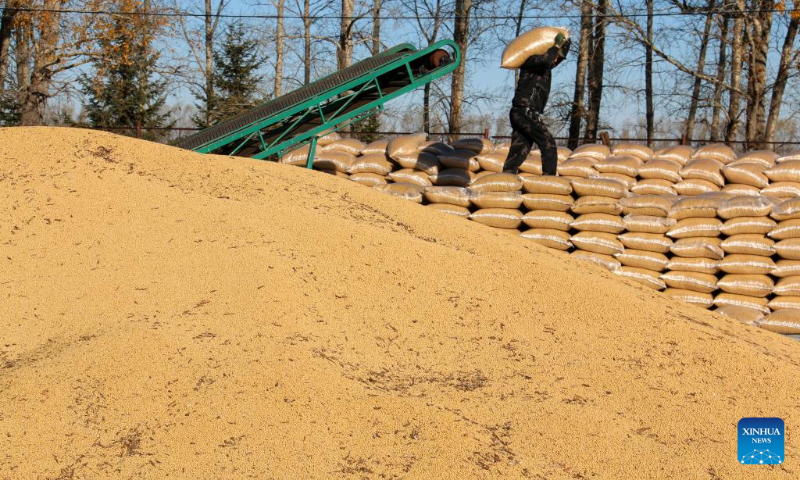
<box><xmin>352</xmin><ymin>113</ymin><xmax>381</xmax><ymax>143</ymax></box>
<box><xmin>198</xmin><ymin>22</ymin><xmax>264</xmax><ymax>125</ymax></box>
<box><xmin>80</xmin><ymin>2</ymin><xmax>172</xmax><ymax>139</ymax></box>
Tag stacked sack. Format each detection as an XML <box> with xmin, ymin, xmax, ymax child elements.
<box><xmin>568</xmin><ymin>177</ymin><xmax>627</xmax><ymax>272</ymax></box>
<box><xmin>467</xmin><ymin>173</ymin><xmax>525</xmax><ymax>234</ymax></box>
<box><xmin>520</xmin><ymin>176</ymin><xmax>575</xmax><ymax>252</ymax></box>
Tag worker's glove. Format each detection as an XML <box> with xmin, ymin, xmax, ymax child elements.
<box><xmin>554</xmin><ymin>33</ymin><xmax>566</xmax><ymax>47</ymax></box>
<box><xmin>557</xmin><ymin>38</ymin><xmax>572</xmax><ymax>59</ymax></box>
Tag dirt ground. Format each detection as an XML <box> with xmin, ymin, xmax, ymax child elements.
<box><xmin>1</xmin><ymin>127</ymin><xmax>798</xmax><ymax>479</ymax></box>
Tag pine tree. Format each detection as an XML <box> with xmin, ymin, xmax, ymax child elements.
<box><xmin>198</xmin><ymin>23</ymin><xmax>264</xmax><ymax>125</ymax></box>
<box><xmin>352</xmin><ymin>113</ymin><xmax>381</xmax><ymax>143</ymax></box>
<box><xmin>80</xmin><ymin>1</ymin><xmax>172</xmax><ymax>139</ymax></box>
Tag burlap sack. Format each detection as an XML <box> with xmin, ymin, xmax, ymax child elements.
<box><xmin>768</xmin><ymin>219</ymin><xmax>800</xmax><ymax>240</ymax></box>
<box><xmin>718</xmin><ymin>254</ymin><xmax>776</xmax><ymax>274</ymax></box>
<box><xmin>714</xmin><ymin>305</ymin><xmax>764</xmax><ymax>323</ymax></box>
<box><xmin>374</xmin><ymin>182</ymin><xmax>424</xmax><ymax>203</ymax></box>
<box><xmin>758</xmin><ymin>309</ymin><xmax>800</xmax><ymax>334</ymax></box>
<box><xmin>722</xmin><ymin>184</ymin><xmax>761</xmax><ymax>196</ymax></box>
<box><xmin>615</xmin><ymin>249</ymin><xmax>668</xmax><ymax>271</ymax></box>
<box><xmin>427</xmin><ymin>203</ymin><xmax>470</xmax><ymax>218</ymax></box>
<box><xmin>350</xmin><ymin>153</ymin><xmax>394</xmax><ymax>175</ymax></box>
<box><xmin>638</xmin><ymin>159</ymin><xmax>682</xmax><ymax>182</ymax></box>
<box><xmin>523</xmin><ymin>210</ymin><xmax>574</xmax><ymax>231</ymax></box>
<box><xmin>691</xmin><ymin>144</ymin><xmax>736</xmax><ymax>164</ymax></box>
<box><xmin>438</xmin><ymin>149</ymin><xmax>481</xmax><ymax>171</ymax></box>
<box><xmin>501</xmin><ymin>26</ymin><xmax>570</xmax><ymax>69</ymax></box>
<box><xmin>762</xmin><ymin>181</ymin><xmax>800</xmax><ymax>198</ymax></box>
<box><xmin>387</xmin><ymin>134</ymin><xmax>426</xmax><ymax>160</ymax></box>
<box><xmin>737</xmin><ymin>150</ymin><xmax>778</xmax><ymax>168</ymax></box>
<box><xmin>717</xmin><ymin>274</ymin><xmax>774</xmax><ymax>297</ymax></box>
<box><xmin>776</xmin><ymin>239</ymin><xmax>800</xmax><ymax>259</ymax></box>
<box><xmin>618</xmin><ymin>232</ymin><xmax>672</xmax><ymax>253</ymax></box>
<box><xmin>717</xmin><ymin>196</ymin><xmax>774</xmax><ymax>219</ymax></box>
<box><xmin>314</xmin><ymin>151</ymin><xmax>356</xmax><ymax>172</ymax></box>
<box><xmin>571</xmin><ymin>231</ymin><xmax>624</xmax><ymax>255</ymax></box>
<box><xmin>673</xmin><ymin>179</ymin><xmax>720</xmax><ymax>196</ymax></box>
<box><xmin>766</xmin><ymin>160</ymin><xmax>800</xmax><ymax>183</ymax></box>
<box><xmin>494</xmin><ymin>141</ymin><xmax>511</xmax><ymax>155</ymax></box>
<box><xmin>661</xmin><ymin>271</ymin><xmax>718</xmax><ymax>293</ymax></box>
<box><xmin>623</xmin><ymin>215</ymin><xmax>677</xmax><ymax>234</ymax></box>
<box><xmin>361</xmin><ymin>139</ymin><xmax>389</xmax><ymax>155</ymax></box>
<box><xmin>670</xmin><ymin>237</ymin><xmax>725</xmax><ymax>260</ymax></box>
<box><xmin>722</xmin><ymin>162</ymin><xmax>769</xmax><ymax>188</ymax></box>
<box><xmin>477</xmin><ymin>153</ymin><xmax>507</xmax><ymax>173</ymax></box>
<box><xmin>631</xmin><ymin>179</ymin><xmax>677</xmax><ymax>196</ymax></box>
<box><xmin>418</xmin><ymin>141</ymin><xmax>453</xmax><ymax>155</ymax></box>
<box><xmin>767</xmin><ymin>296</ymin><xmax>800</xmax><ymax>310</ymax></box>
<box><xmin>473</xmin><ymin>171</ymin><xmax>495</xmax><ymax>183</ymax></box>
<box><xmin>680</xmin><ymin>159</ymin><xmax>726</xmax><ymax>186</ymax></box>
<box><xmin>611</xmin><ymin>143</ymin><xmax>653</xmax><ymax>162</ymax></box>
<box><xmin>521</xmin><ymin>175</ymin><xmax>573</xmax><ymax>195</ymax></box>
<box><xmin>452</xmin><ymin>137</ymin><xmax>494</xmax><ymax>154</ymax></box>
<box><xmin>669</xmin><ymin>194</ymin><xmax>731</xmax><ymax>219</ymax></box>
<box><xmin>569</xmin><ymin>144</ymin><xmax>610</xmax><ymax>161</ymax></box>
<box><xmin>519</xmin><ymin>228</ymin><xmax>573</xmax><ymax>250</ymax></box>
<box><xmin>571</xmin><ymin>250</ymin><xmax>621</xmax><ymax>271</ymax></box>
<box><xmin>424</xmin><ymin>186</ymin><xmax>471</xmax><ymax>207</ymax></box>
<box><xmin>519</xmin><ymin>156</ymin><xmax>543</xmax><ymax>174</ymax></box>
<box><xmin>571</xmin><ymin>213</ymin><xmax>626</xmax><ymax>234</ymax></box>
<box><xmin>771</xmin><ymin>198</ymin><xmax>800</xmax><ymax>221</ymax></box>
<box><xmin>571</xmin><ymin>177</ymin><xmax>627</xmax><ymax>199</ymax></box>
<box><xmin>470</xmin><ymin>191</ymin><xmax>523</xmax><ymax>209</ymax></box>
<box><xmin>620</xmin><ymin>195</ymin><xmax>674</xmax><ymax>217</ymax></box>
<box><xmin>596</xmin><ymin>173</ymin><xmax>636</xmax><ymax>190</ymax></box>
<box><xmin>317</xmin><ymin>130</ymin><xmax>342</xmax><ymax>146</ymax></box>
<box><xmin>665</xmin><ymin>289</ymin><xmax>714</xmax><ymax>308</ymax></box>
<box><xmin>777</xmin><ymin>151</ymin><xmax>800</xmax><ymax>163</ymax></box>
<box><xmin>470</xmin><ymin>208</ymin><xmax>523</xmax><ymax>229</ymax></box>
<box><xmin>394</xmin><ymin>151</ymin><xmax>440</xmax><ymax>174</ymax></box>
<box><xmin>615</xmin><ymin>267</ymin><xmax>666</xmax><ymax>290</ymax></box>
<box><xmin>315</xmin><ymin>168</ymin><xmax>350</xmax><ymax>178</ymax></box>
<box><xmin>655</xmin><ymin>145</ymin><xmax>694</xmax><ymax>165</ymax></box>
<box><xmin>667</xmin><ymin>218</ymin><xmax>723</xmax><ymax>238</ymax></box>
<box><xmin>557</xmin><ymin>146</ymin><xmax>572</xmax><ymax>162</ymax></box>
<box><xmin>322</xmin><ymin>138</ymin><xmax>365</xmax><ymax>155</ymax></box>
<box><xmin>720</xmin><ymin>234</ymin><xmax>775</xmax><ymax>256</ymax></box>
<box><xmin>720</xmin><ymin>216</ymin><xmax>776</xmax><ymax>235</ymax></box>
<box><xmin>431</xmin><ymin>168</ymin><xmax>475</xmax><ymax>187</ymax></box>
<box><xmin>280</xmin><ymin>144</ymin><xmax>311</xmax><ymax>165</ymax></box>
<box><xmin>571</xmin><ymin>196</ymin><xmax>622</xmax><ymax>215</ymax></box>
<box><xmin>772</xmin><ymin>260</ymin><xmax>800</xmax><ymax>278</ymax></box>
<box><xmin>469</xmin><ymin>173</ymin><xmax>523</xmax><ymax>193</ymax></box>
<box><xmin>522</xmin><ymin>194</ymin><xmax>574</xmax><ymax>212</ymax></box>
<box><xmin>389</xmin><ymin>168</ymin><xmax>432</xmax><ymax>187</ymax></box>
<box><xmin>558</xmin><ymin>158</ymin><xmax>600</xmax><ymax>178</ymax></box>
<box><xmin>773</xmin><ymin>276</ymin><xmax>800</xmax><ymax>296</ymax></box>
<box><xmin>666</xmin><ymin>257</ymin><xmax>720</xmax><ymax>274</ymax></box>
<box><xmin>713</xmin><ymin>293</ymin><xmax>770</xmax><ymax>314</ymax></box>
<box><xmin>349</xmin><ymin>172</ymin><xmax>387</xmax><ymax>187</ymax></box>
<box><xmin>594</xmin><ymin>155</ymin><xmax>643</xmax><ymax>177</ymax></box>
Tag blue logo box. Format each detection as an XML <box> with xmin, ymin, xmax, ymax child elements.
<box><xmin>739</xmin><ymin>417</ymin><xmax>785</xmax><ymax>465</ymax></box>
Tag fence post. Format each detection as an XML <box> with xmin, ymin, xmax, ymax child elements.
<box><xmin>136</xmin><ymin>121</ymin><xmax>142</xmax><ymax>139</ymax></box>
<box><xmin>483</xmin><ymin>128</ymin><xmax>489</xmax><ymax>139</ymax></box>
<box><xmin>680</xmin><ymin>134</ymin><xmax>688</xmax><ymax>146</ymax></box>
<box><xmin>600</xmin><ymin>131</ymin><xmax>611</xmax><ymax>147</ymax></box>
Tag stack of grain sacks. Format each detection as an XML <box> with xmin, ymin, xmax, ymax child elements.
<box><xmin>467</xmin><ymin>173</ymin><xmax>525</xmax><ymax>234</ymax></box>
<box><xmin>349</xmin><ymin>139</ymin><xmax>392</xmax><ymax>187</ymax></box>
<box><xmin>568</xmin><ymin>177</ymin><xmax>627</xmax><ymax>271</ymax></box>
<box><xmin>520</xmin><ymin>176</ymin><xmax>575</xmax><ymax>251</ymax></box>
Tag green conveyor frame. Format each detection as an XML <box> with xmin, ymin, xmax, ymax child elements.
<box><xmin>174</xmin><ymin>40</ymin><xmax>462</xmax><ymax>168</ymax></box>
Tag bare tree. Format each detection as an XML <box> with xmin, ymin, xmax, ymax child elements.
<box><xmin>744</xmin><ymin>0</ymin><xmax>775</xmax><ymax>149</ymax></box>
<box><xmin>0</xmin><ymin>0</ymin><xmax>18</xmax><ymax>91</ymax></box>
<box><xmin>567</xmin><ymin>0</ymin><xmax>592</xmax><ymax>148</ymax></box>
<box><xmin>338</xmin><ymin>0</ymin><xmax>354</xmax><ymax>69</ymax></box>
<box><xmin>765</xmin><ymin>11</ymin><xmax>799</xmax><ymax>144</ymax></box>
<box><xmin>584</xmin><ymin>0</ymin><xmax>607</xmax><ymax>142</ymax></box>
<box><xmin>725</xmin><ymin>0</ymin><xmax>745</xmax><ymax>143</ymax></box>
<box><xmin>371</xmin><ymin>0</ymin><xmax>382</xmax><ymax>55</ymax></box>
<box><xmin>645</xmin><ymin>0</ymin><xmax>655</xmax><ymax>147</ymax></box>
<box><xmin>275</xmin><ymin>0</ymin><xmax>285</xmax><ymax>96</ymax></box>
<box><xmin>709</xmin><ymin>11</ymin><xmax>729</xmax><ymax>141</ymax></box>
<box><xmin>449</xmin><ymin>0</ymin><xmax>471</xmax><ymax>136</ymax></box>
<box><xmin>685</xmin><ymin>0</ymin><xmax>716</xmax><ymax>142</ymax></box>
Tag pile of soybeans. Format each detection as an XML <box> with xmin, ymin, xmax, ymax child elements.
<box><xmin>283</xmin><ymin>134</ymin><xmax>800</xmax><ymax>335</ymax></box>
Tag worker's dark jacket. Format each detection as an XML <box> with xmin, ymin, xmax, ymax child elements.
<box><xmin>511</xmin><ymin>48</ymin><xmax>558</xmax><ymax>113</ymax></box>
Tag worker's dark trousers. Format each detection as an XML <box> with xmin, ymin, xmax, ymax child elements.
<box><xmin>503</xmin><ymin>106</ymin><xmax>558</xmax><ymax>175</ymax></box>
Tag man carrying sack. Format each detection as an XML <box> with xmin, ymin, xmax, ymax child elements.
<box><xmin>502</xmin><ymin>32</ymin><xmax>570</xmax><ymax>175</ymax></box>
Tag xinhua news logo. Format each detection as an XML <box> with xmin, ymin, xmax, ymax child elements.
<box><xmin>738</xmin><ymin>418</ymin><xmax>785</xmax><ymax>465</ymax></box>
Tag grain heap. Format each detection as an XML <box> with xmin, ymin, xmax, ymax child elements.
<box><xmin>279</xmin><ymin>134</ymin><xmax>800</xmax><ymax>336</ymax></box>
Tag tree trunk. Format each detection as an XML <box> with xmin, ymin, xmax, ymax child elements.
<box><xmin>19</xmin><ymin>1</ymin><xmax>61</xmax><ymax>125</ymax></box>
<box><xmin>513</xmin><ymin>0</ymin><xmax>528</xmax><ymax>87</ymax></box>
<box><xmin>0</xmin><ymin>1</ymin><xmax>17</xmax><ymax>92</ymax></box>
<box><xmin>338</xmin><ymin>0</ymin><xmax>354</xmax><ymax>69</ymax></box>
<box><xmin>304</xmin><ymin>0</ymin><xmax>311</xmax><ymax>84</ymax></box>
<box><xmin>584</xmin><ymin>0</ymin><xmax>606</xmax><ymax>142</ymax></box>
<box><xmin>203</xmin><ymin>0</ymin><xmax>214</xmax><ymax>126</ymax></box>
<box><xmin>371</xmin><ymin>0</ymin><xmax>381</xmax><ymax>55</ymax></box>
<box><xmin>421</xmin><ymin>0</ymin><xmax>443</xmax><ymax>133</ymax></box>
<box><xmin>449</xmin><ymin>0</ymin><xmax>471</xmax><ymax>136</ymax></box>
<box><xmin>685</xmin><ymin>0</ymin><xmax>715</xmax><ymax>142</ymax></box>
<box><xmin>568</xmin><ymin>0</ymin><xmax>592</xmax><ymax>149</ymax></box>
<box><xmin>275</xmin><ymin>0</ymin><xmax>284</xmax><ymax>97</ymax></box>
<box><xmin>764</xmin><ymin>15</ymin><xmax>798</xmax><ymax>145</ymax></box>
<box><xmin>710</xmin><ymin>13</ymin><xmax>729</xmax><ymax>142</ymax></box>
<box><xmin>725</xmin><ymin>0</ymin><xmax>745</xmax><ymax>143</ymax></box>
<box><xmin>645</xmin><ymin>0</ymin><xmax>655</xmax><ymax>147</ymax></box>
<box><xmin>15</xmin><ymin>23</ymin><xmax>29</xmax><ymax>97</ymax></box>
<box><xmin>744</xmin><ymin>1</ymin><xmax>773</xmax><ymax>150</ymax></box>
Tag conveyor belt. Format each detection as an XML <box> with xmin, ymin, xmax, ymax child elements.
<box><xmin>174</xmin><ymin>47</ymin><xmax>414</xmax><ymax>151</ymax></box>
